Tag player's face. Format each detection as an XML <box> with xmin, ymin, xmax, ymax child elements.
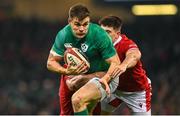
<box><xmin>101</xmin><ymin>25</ymin><xmax>119</xmax><ymax>43</ymax></box>
<box><xmin>69</xmin><ymin>17</ymin><xmax>90</xmax><ymax>39</ymax></box>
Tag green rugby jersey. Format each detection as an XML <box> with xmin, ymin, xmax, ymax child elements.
<box><xmin>52</xmin><ymin>23</ymin><xmax>116</xmax><ymax>73</ymax></box>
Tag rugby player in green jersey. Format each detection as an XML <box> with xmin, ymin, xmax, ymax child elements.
<box><xmin>47</xmin><ymin>4</ymin><xmax>120</xmax><ymax>115</ymax></box>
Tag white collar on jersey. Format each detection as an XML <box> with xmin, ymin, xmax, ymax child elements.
<box><xmin>113</xmin><ymin>35</ymin><xmax>122</xmax><ymax>46</ymax></box>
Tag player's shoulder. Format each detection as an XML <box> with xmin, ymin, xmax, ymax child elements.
<box><xmin>89</xmin><ymin>23</ymin><xmax>100</xmax><ymax>28</ymax></box>
<box><xmin>89</xmin><ymin>23</ymin><xmax>106</xmax><ymax>33</ymax></box>
<box><xmin>56</xmin><ymin>24</ymin><xmax>71</xmax><ymax>40</ymax></box>
<box><xmin>57</xmin><ymin>24</ymin><xmax>71</xmax><ymax>35</ymax></box>
<box><xmin>121</xmin><ymin>34</ymin><xmax>136</xmax><ymax>44</ymax></box>
<box><xmin>88</xmin><ymin>23</ymin><xmax>108</xmax><ymax>41</ymax></box>
<box><xmin>120</xmin><ymin>34</ymin><xmax>138</xmax><ymax>49</ymax></box>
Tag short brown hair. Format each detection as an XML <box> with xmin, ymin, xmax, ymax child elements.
<box><xmin>69</xmin><ymin>4</ymin><xmax>90</xmax><ymax>21</ymax></box>
<box><xmin>99</xmin><ymin>15</ymin><xmax>123</xmax><ymax>31</ymax></box>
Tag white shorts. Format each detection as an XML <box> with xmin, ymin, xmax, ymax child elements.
<box><xmin>101</xmin><ymin>78</ymin><xmax>152</xmax><ymax>114</ymax></box>
<box><xmin>88</xmin><ymin>76</ymin><xmax>119</xmax><ymax>101</ymax></box>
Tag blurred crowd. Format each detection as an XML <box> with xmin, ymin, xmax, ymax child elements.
<box><xmin>0</xmin><ymin>16</ymin><xmax>180</xmax><ymax>114</ymax></box>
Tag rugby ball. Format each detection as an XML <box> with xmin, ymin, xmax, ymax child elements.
<box><xmin>64</xmin><ymin>47</ymin><xmax>90</xmax><ymax>73</ymax></box>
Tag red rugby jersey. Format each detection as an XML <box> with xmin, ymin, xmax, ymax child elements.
<box><xmin>115</xmin><ymin>34</ymin><xmax>149</xmax><ymax>92</ymax></box>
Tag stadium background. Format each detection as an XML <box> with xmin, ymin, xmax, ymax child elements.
<box><xmin>0</xmin><ymin>0</ymin><xmax>180</xmax><ymax>114</ymax></box>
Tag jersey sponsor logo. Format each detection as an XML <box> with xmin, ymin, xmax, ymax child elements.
<box><xmin>64</xmin><ymin>43</ymin><xmax>73</xmax><ymax>48</ymax></box>
<box><xmin>81</xmin><ymin>43</ymin><xmax>88</xmax><ymax>52</ymax></box>
<box><xmin>139</xmin><ymin>103</ymin><xmax>143</xmax><ymax>108</ymax></box>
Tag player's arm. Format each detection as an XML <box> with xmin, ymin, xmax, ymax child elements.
<box><xmin>109</xmin><ymin>48</ymin><xmax>141</xmax><ymax>79</ymax></box>
<box><xmin>121</xmin><ymin>48</ymin><xmax>141</xmax><ymax>69</ymax></box>
<box><xmin>47</xmin><ymin>31</ymin><xmax>70</xmax><ymax>75</ymax></box>
<box><xmin>95</xmin><ymin>30</ymin><xmax>121</xmax><ymax>93</ymax></box>
<box><xmin>100</xmin><ymin>53</ymin><xmax>121</xmax><ymax>94</ymax></box>
<box><xmin>66</xmin><ymin>71</ymin><xmax>106</xmax><ymax>91</ymax></box>
<box><xmin>47</xmin><ymin>51</ymin><xmax>86</xmax><ymax>75</ymax></box>
<box><xmin>47</xmin><ymin>51</ymin><xmax>67</xmax><ymax>74</ymax></box>
<box><xmin>105</xmin><ymin>53</ymin><xmax>120</xmax><ymax>80</ymax></box>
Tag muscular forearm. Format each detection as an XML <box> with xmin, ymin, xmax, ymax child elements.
<box><xmin>121</xmin><ymin>49</ymin><xmax>141</xmax><ymax>69</ymax></box>
<box><xmin>104</xmin><ymin>54</ymin><xmax>121</xmax><ymax>82</ymax></box>
<box><xmin>104</xmin><ymin>62</ymin><xmax>118</xmax><ymax>82</ymax></box>
<box><xmin>66</xmin><ymin>71</ymin><xmax>106</xmax><ymax>91</ymax></box>
<box><xmin>47</xmin><ymin>53</ymin><xmax>67</xmax><ymax>75</ymax></box>
<box><xmin>47</xmin><ymin>60</ymin><xmax>66</xmax><ymax>74</ymax></box>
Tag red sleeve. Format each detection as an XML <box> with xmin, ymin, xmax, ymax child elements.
<box><xmin>123</xmin><ymin>39</ymin><xmax>138</xmax><ymax>53</ymax></box>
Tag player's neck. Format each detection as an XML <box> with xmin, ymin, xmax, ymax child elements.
<box><xmin>113</xmin><ymin>35</ymin><xmax>122</xmax><ymax>46</ymax></box>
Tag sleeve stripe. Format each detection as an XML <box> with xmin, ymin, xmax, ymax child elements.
<box><xmin>50</xmin><ymin>49</ymin><xmax>63</xmax><ymax>57</ymax></box>
<box><xmin>128</xmin><ymin>47</ymin><xmax>138</xmax><ymax>51</ymax></box>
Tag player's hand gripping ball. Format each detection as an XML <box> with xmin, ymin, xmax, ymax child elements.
<box><xmin>64</xmin><ymin>47</ymin><xmax>90</xmax><ymax>73</ymax></box>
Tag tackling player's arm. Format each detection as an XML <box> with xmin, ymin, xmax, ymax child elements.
<box><xmin>111</xmin><ymin>48</ymin><xmax>141</xmax><ymax>78</ymax></box>
<box><xmin>102</xmin><ymin>48</ymin><xmax>141</xmax><ymax>81</ymax></box>
<box><xmin>66</xmin><ymin>71</ymin><xmax>106</xmax><ymax>91</ymax></box>
<box><xmin>120</xmin><ymin>48</ymin><xmax>141</xmax><ymax>69</ymax></box>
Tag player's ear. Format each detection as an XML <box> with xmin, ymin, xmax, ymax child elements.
<box><xmin>68</xmin><ymin>18</ymin><xmax>72</xmax><ymax>23</ymax></box>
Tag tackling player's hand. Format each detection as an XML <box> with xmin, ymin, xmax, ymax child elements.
<box><xmin>65</xmin><ymin>61</ymin><xmax>87</xmax><ymax>75</ymax></box>
<box><xmin>99</xmin><ymin>75</ymin><xmax>111</xmax><ymax>96</ymax></box>
<box><xmin>110</xmin><ymin>64</ymin><xmax>127</xmax><ymax>78</ymax></box>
